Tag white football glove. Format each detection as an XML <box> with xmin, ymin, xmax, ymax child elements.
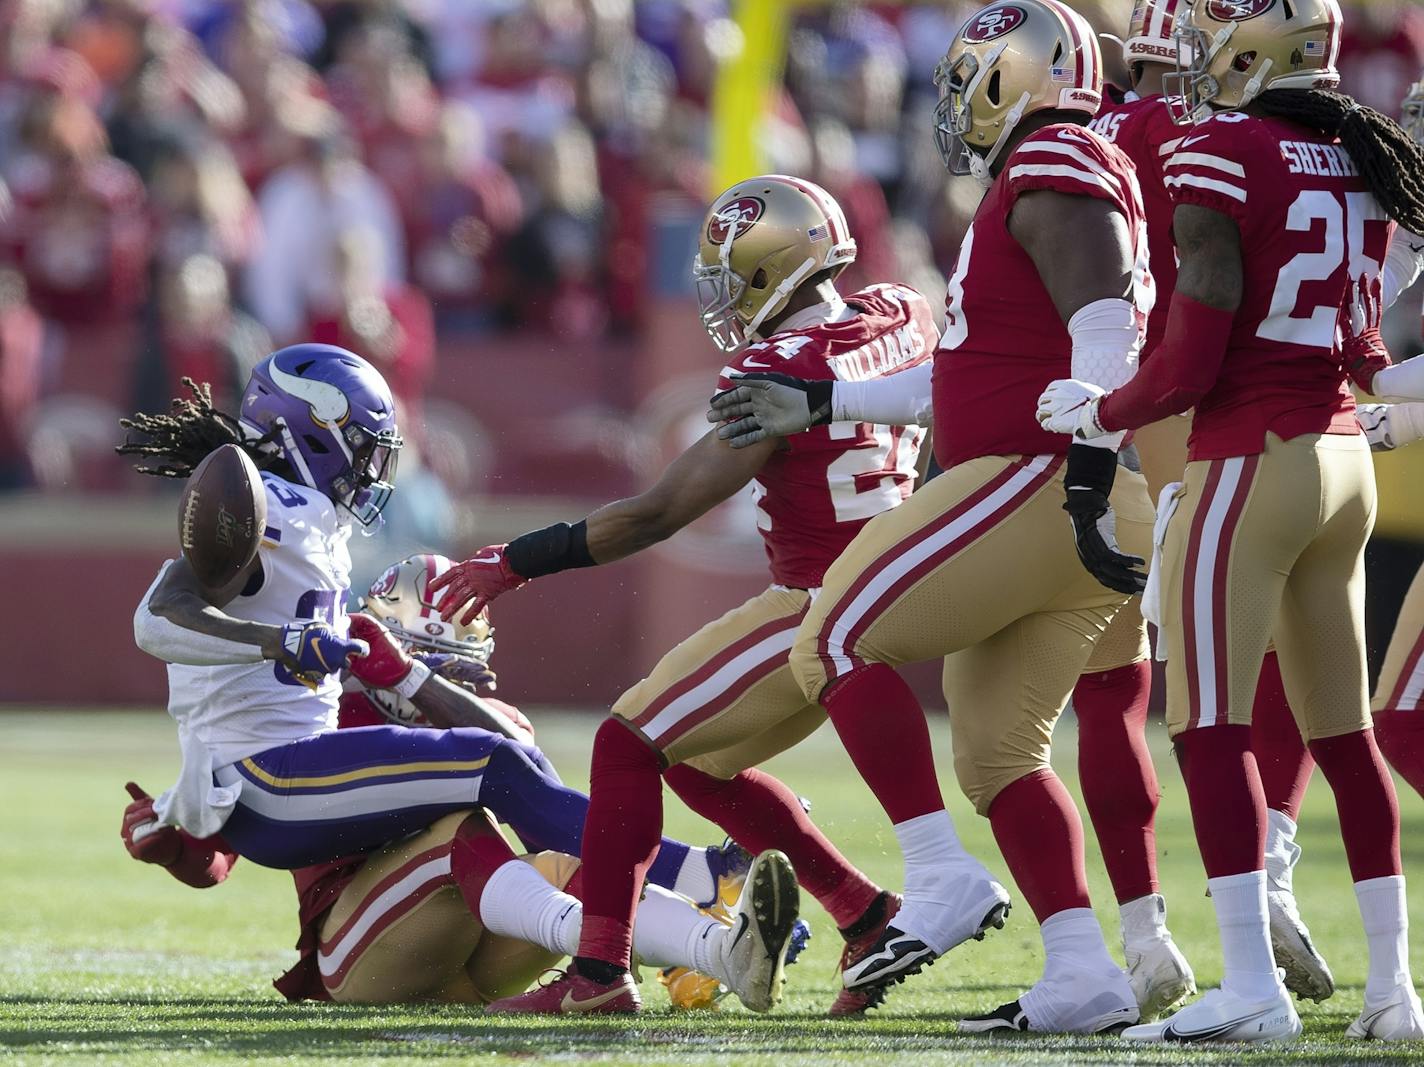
<box><xmin>707</xmin><ymin>374</ymin><xmax>832</xmax><ymax>448</ymax></box>
<box><xmin>1358</xmin><ymin>402</ymin><xmax>1424</xmax><ymax>452</ymax></box>
<box><xmin>1037</xmin><ymin>379</ymin><xmax>1109</xmax><ymax>440</ymax></box>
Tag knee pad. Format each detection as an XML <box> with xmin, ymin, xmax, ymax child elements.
<box><xmin>953</xmin><ymin>752</ymin><xmax>1053</xmax><ymax>817</ymax></box>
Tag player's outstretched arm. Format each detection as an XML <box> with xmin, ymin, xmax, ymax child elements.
<box><xmin>137</xmin><ymin>556</ymin><xmax>366</xmax><ymax>680</ymax></box>
<box><xmin>121</xmin><ymin>782</ymin><xmax>237</xmax><ymax>888</ymax></box>
<box><xmin>707</xmin><ymin>366</ymin><xmax>933</xmax><ymax>448</ymax></box>
<box><xmin>434</xmin><ymin>432</ymin><xmax>776</xmax><ymax>623</ymax></box>
<box><xmin>346</xmin><ymin>614</ymin><xmax>535</xmax><ymax>743</ymax></box>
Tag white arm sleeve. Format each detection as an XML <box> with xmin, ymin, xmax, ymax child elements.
<box><xmin>133</xmin><ymin>561</ymin><xmax>267</xmax><ymax>666</ymax></box>
<box><xmin>1382</xmin><ymin>227</ymin><xmax>1424</xmax><ymax>311</ymax></box>
<box><xmin>830</xmin><ymin>361</ymin><xmax>934</xmax><ymax>427</ymax></box>
<box><xmin>1370</xmin><ymin>356</ymin><xmax>1424</xmax><ymax>404</ymax></box>
<box><xmin>1069</xmin><ymin>297</ymin><xmax>1140</xmax><ymax>450</ymax></box>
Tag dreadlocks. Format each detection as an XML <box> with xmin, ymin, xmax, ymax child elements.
<box><xmin>1254</xmin><ymin>88</ymin><xmax>1424</xmax><ymax>234</ymax></box>
<box><xmin>117</xmin><ymin>378</ymin><xmax>292</xmax><ymax>481</ymax></box>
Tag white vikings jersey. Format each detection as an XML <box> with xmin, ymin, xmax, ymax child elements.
<box><xmin>164</xmin><ymin>472</ymin><xmax>353</xmax><ymax>767</ymax></box>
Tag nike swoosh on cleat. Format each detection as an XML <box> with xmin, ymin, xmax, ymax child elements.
<box><xmin>726</xmin><ymin>914</ymin><xmax>750</xmax><ymax>953</ymax></box>
<box><xmin>560</xmin><ymin>986</ymin><xmax>629</xmax><ymax>1012</ymax></box>
<box><xmin>1163</xmin><ymin>1007</ymin><xmax>1273</xmax><ymax>1042</ymax></box>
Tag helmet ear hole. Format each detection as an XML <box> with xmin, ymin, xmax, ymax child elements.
<box><xmin>1233</xmin><ymin>50</ymin><xmax>1257</xmax><ymax>72</ymax></box>
<box><xmin>302</xmin><ymin>433</ymin><xmax>331</xmax><ymax>455</ymax></box>
<box><xmin>751</xmin><ymin>268</ymin><xmax>769</xmax><ymax>290</ymax></box>
<box><xmin>987</xmin><ymin>69</ymin><xmax>1002</xmax><ymax>106</ymax></box>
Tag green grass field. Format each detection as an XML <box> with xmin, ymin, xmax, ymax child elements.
<box><xmin>4</xmin><ymin>708</ymin><xmax>1424</xmax><ymax>1066</ymax></box>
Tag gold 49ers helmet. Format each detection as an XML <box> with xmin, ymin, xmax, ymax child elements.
<box><xmin>1403</xmin><ymin>77</ymin><xmax>1424</xmax><ymax>144</ymax></box>
<box><xmin>693</xmin><ymin>175</ymin><xmax>856</xmax><ymax>352</ymax></box>
<box><xmin>934</xmin><ymin>0</ymin><xmax>1104</xmax><ymax>187</ymax></box>
<box><xmin>1165</xmin><ymin>0</ymin><xmax>1341</xmax><ymax>124</ymax></box>
<box><xmin>1114</xmin><ymin>0</ymin><xmax>1189</xmax><ymax>68</ymax></box>
<box><xmin>361</xmin><ymin>553</ymin><xmax>495</xmax><ymax>661</ymax></box>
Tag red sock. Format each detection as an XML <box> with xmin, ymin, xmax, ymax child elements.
<box><xmin>987</xmin><ymin>769</ymin><xmax>1092</xmax><ymax>923</ymax></box>
<box><xmin>575</xmin><ymin>718</ymin><xmax>664</xmax><ymax>970</ymax></box>
<box><xmin>822</xmin><ymin>663</ymin><xmax>945</xmax><ymax>824</ymax></box>
<box><xmin>449</xmin><ymin>817</ymin><xmax>520</xmax><ymax>916</ymax></box>
<box><xmin>1309</xmin><ymin>729</ymin><xmax>1401</xmax><ymax>881</ymax></box>
<box><xmin>664</xmin><ymin>764</ymin><xmax>881</xmax><ymax>927</ymax></box>
<box><xmin>1175</xmin><ymin>725</ymin><xmax>1265</xmax><ymax>878</ymax></box>
<box><xmin>1074</xmin><ymin>661</ymin><xmax>1160</xmax><ymax>903</ymax></box>
<box><xmin>1374</xmin><ymin>710</ymin><xmax>1424</xmax><ymax>800</ymax></box>
<box><xmin>1250</xmin><ymin>651</ymin><xmax>1315</xmax><ymax>821</ymax></box>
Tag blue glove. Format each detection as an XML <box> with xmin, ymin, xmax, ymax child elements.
<box><xmin>281</xmin><ymin>622</ymin><xmax>368</xmax><ymax>686</ymax></box>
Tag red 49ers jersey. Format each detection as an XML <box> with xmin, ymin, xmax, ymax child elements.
<box><xmin>716</xmin><ymin>284</ymin><xmax>937</xmax><ymax>589</ymax></box>
<box><xmin>1162</xmin><ymin>113</ymin><xmax>1391</xmax><ymax>460</ymax></box>
<box><xmin>932</xmin><ymin>124</ymin><xmax>1152</xmax><ymax>470</ymax></box>
<box><xmin>1090</xmin><ymin>90</ymin><xmax>1182</xmax><ymax>357</ymax></box>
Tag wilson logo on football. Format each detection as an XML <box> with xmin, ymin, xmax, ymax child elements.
<box><xmin>1206</xmin><ymin>0</ymin><xmax>1275</xmax><ymax>21</ymax></box>
<box><xmin>706</xmin><ymin>197</ymin><xmax>765</xmax><ymax>244</ymax></box>
<box><xmin>962</xmin><ymin>4</ymin><xmax>1026</xmax><ymax>42</ymax></box>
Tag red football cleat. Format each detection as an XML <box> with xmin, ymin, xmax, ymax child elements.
<box><xmin>828</xmin><ymin>893</ymin><xmax>902</xmax><ymax>1017</ymax></box>
<box><xmin>486</xmin><ymin>969</ymin><xmax>642</xmax><ymax>1015</ymax></box>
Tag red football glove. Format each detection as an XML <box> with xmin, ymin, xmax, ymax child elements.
<box><xmin>1339</xmin><ymin>272</ymin><xmax>1391</xmax><ymax>392</ymax></box>
<box><xmin>346</xmin><ymin>613</ymin><xmax>416</xmax><ymax>689</ymax></box>
<box><xmin>430</xmin><ymin>545</ymin><xmax>528</xmax><ymax>625</ymax></box>
<box><xmin>121</xmin><ymin>782</ymin><xmax>181</xmax><ymax>867</ymax></box>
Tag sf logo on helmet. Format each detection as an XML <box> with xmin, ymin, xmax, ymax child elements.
<box><xmin>369</xmin><ymin>564</ymin><xmax>401</xmax><ymax>598</ymax></box>
<box><xmin>707</xmin><ymin>197</ymin><xmax>765</xmax><ymax>244</ymax></box>
<box><xmin>962</xmin><ymin>4</ymin><xmax>1026</xmax><ymax>42</ymax></box>
<box><xmin>1207</xmin><ymin>0</ymin><xmax>1276</xmax><ymax>20</ymax></box>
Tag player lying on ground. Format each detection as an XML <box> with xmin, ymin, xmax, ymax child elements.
<box><xmin>121</xmin><ymin>796</ymin><xmax>797</xmax><ymax>1012</ymax></box>
<box><xmin>120</xmin><ymin>349</ymin><xmax>747</xmax><ymax>909</ymax></box>
<box><xmin>1037</xmin><ymin>0</ymin><xmax>1424</xmax><ymax>1042</ymax></box>
<box><xmin>431</xmin><ymin>175</ymin><xmax>997</xmax><ymax>1016</ymax></box>
<box><xmin>706</xmin><ymin>0</ymin><xmax>1156</xmax><ymax>1036</ymax></box>
<box><xmin>122</xmin><ymin>552</ymin><xmax>799</xmax><ymax>1009</ymax></box>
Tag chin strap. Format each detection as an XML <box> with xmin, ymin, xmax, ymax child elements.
<box><xmin>971</xmin><ymin>91</ymin><xmax>1032</xmax><ymax>188</ymax></box>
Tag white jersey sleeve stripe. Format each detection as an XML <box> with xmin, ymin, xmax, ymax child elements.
<box><xmin>1158</xmin><ymin>137</ymin><xmax>1186</xmax><ymax>157</ymax></box>
<box><xmin>1164</xmin><ymin>173</ymin><xmax>1248</xmax><ymax>203</ymax></box>
<box><xmin>1018</xmin><ymin>142</ymin><xmax>1124</xmax><ymax>191</ymax></box>
<box><xmin>1165</xmin><ymin>151</ymin><xmax>1247</xmax><ymax>177</ymax></box>
<box><xmin>1007</xmin><ymin>163</ymin><xmax>1121</xmax><ymax>198</ymax></box>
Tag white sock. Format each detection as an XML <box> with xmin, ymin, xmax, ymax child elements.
<box><xmin>631</xmin><ymin>883</ymin><xmax>725</xmax><ymax>978</ymax></box>
<box><xmin>893</xmin><ymin>809</ymin><xmax>970</xmax><ymax>897</ymax></box>
<box><xmin>1120</xmin><ymin>893</ymin><xmax>1169</xmax><ymax>949</ymax></box>
<box><xmin>1208</xmin><ymin>870</ymin><xmax>1281</xmax><ymax>1001</ymax></box>
<box><xmin>1041</xmin><ymin>907</ymin><xmax>1121</xmax><ymax>980</ymax></box>
<box><xmin>671</xmin><ymin>847</ymin><xmax>716</xmax><ymax>906</ymax></box>
<box><xmin>1356</xmin><ymin>875</ymin><xmax>1411</xmax><ymax>1002</ymax></box>
<box><xmin>1263</xmin><ymin>809</ymin><xmax>1300</xmax><ymax>893</ymax></box>
<box><xmin>477</xmin><ymin>860</ymin><xmax>582</xmax><ymax>956</ymax></box>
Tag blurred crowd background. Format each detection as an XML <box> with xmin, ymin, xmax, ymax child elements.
<box><xmin>2</xmin><ymin>0</ymin><xmax>1423</xmax><ymax>706</ymax></box>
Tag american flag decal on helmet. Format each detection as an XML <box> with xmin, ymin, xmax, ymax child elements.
<box><xmin>1303</xmin><ymin>39</ymin><xmax>1326</xmax><ymax>55</ymax></box>
<box><xmin>807</xmin><ymin>224</ymin><xmax>829</xmax><ymax>241</ymax></box>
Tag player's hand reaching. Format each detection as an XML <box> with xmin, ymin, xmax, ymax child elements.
<box><xmin>1339</xmin><ymin>272</ymin><xmax>1390</xmax><ymax>392</ymax></box>
<box><xmin>419</xmin><ymin>652</ymin><xmax>498</xmax><ymax>692</ymax></box>
<box><xmin>280</xmin><ymin>621</ymin><xmax>368</xmax><ymax>687</ymax></box>
<box><xmin>346</xmin><ymin>614</ymin><xmax>420</xmax><ymax>690</ymax></box>
<box><xmin>706</xmin><ymin>373</ymin><xmax>833</xmax><ymax>448</ymax></box>
<box><xmin>121</xmin><ymin>782</ymin><xmax>181</xmax><ymax>866</ymax></box>
<box><xmin>1036</xmin><ymin>379</ymin><xmax>1109</xmax><ymax>440</ymax></box>
<box><xmin>431</xmin><ymin>545</ymin><xmax>528</xmax><ymax>624</ymax></box>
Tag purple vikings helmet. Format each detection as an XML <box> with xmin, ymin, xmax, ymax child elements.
<box><xmin>239</xmin><ymin>344</ymin><xmax>402</xmax><ymax>526</ymax></box>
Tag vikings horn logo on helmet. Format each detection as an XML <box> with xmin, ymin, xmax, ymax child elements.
<box><xmin>706</xmin><ymin>197</ymin><xmax>765</xmax><ymax>244</ymax></box>
<box><xmin>962</xmin><ymin>4</ymin><xmax>1027</xmax><ymax>42</ymax></box>
<box><xmin>1206</xmin><ymin>0</ymin><xmax>1276</xmax><ymax>21</ymax></box>
<box><xmin>265</xmin><ymin>359</ymin><xmax>352</xmax><ymax>426</ymax></box>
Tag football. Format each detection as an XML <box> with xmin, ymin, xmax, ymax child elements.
<box><xmin>178</xmin><ymin>444</ymin><xmax>267</xmax><ymax>592</ymax></box>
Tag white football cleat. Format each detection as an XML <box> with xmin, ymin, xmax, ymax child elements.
<box><xmin>842</xmin><ymin>858</ymin><xmax>1010</xmax><ymax>992</ymax></box>
<box><xmin>1264</xmin><ymin>810</ymin><xmax>1334</xmax><ymax>1002</ymax></box>
<box><xmin>1125</xmin><ymin>935</ymin><xmax>1197</xmax><ymax>1020</ymax></box>
<box><xmin>1346</xmin><ymin>986</ymin><xmax>1424</xmax><ymax>1041</ymax></box>
<box><xmin>718</xmin><ymin>850</ymin><xmax>800</xmax><ymax>1013</ymax></box>
<box><xmin>1122</xmin><ymin>984</ymin><xmax>1301</xmax><ymax>1043</ymax></box>
<box><xmin>961</xmin><ymin>970</ymin><xmax>1138</xmax><ymax>1035</ymax></box>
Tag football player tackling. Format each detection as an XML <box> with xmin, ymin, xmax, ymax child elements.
<box><xmin>1038</xmin><ymin>0</ymin><xmax>1424</xmax><ymax>1043</ymax></box>
<box><xmin>434</xmin><ymin>176</ymin><xmax>969</xmax><ymax>1015</ymax></box>
<box><xmin>702</xmin><ymin>0</ymin><xmax>1160</xmax><ymax>1033</ymax></box>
